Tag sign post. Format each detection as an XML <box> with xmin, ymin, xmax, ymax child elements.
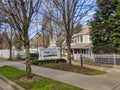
<box><xmin>80</xmin><ymin>54</ymin><xmax>83</xmax><ymax>67</ymax></box>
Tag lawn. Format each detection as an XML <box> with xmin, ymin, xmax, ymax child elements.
<box><xmin>0</xmin><ymin>57</ymin><xmax>8</xmax><ymax>60</ymax></box>
<box><xmin>0</xmin><ymin>66</ymin><xmax>83</xmax><ymax>90</ymax></box>
<box><xmin>42</xmin><ymin>63</ymin><xmax>106</xmax><ymax>75</ymax></box>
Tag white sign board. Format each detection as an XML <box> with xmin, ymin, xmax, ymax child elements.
<box><xmin>39</xmin><ymin>47</ymin><xmax>60</xmax><ymax>60</ymax></box>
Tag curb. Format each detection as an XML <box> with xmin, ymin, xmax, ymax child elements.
<box><xmin>0</xmin><ymin>75</ymin><xmax>25</xmax><ymax>90</ymax></box>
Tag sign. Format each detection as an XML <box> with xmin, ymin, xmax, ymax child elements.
<box><xmin>39</xmin><ymin>47</ymin><xmax>60</xmax><ymax>60</ymax></box>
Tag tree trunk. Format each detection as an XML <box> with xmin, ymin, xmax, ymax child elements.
<box><xmin>9</xmin><ymin>29</ymin><xmax>13</xmax><ymax>61</ymax></box>
<box><xmin>60</xmin><ymin>43</ymin><xmax>62</xmax><ymax>58</ymax></box>
<box><xmin>9</xmin><ymin>45</ymin><xmax>12</xmax><ymax>61</ymax></box>
<box><xmin>66</xmin><ymin>37</ymin><xmax>72</xmax><ymax>65</ymax></box>
<box><xmin>43</xmin><ymin>29</ymin><xmax>44</xmax><ymax>47</ymax></box>
<box><xmin>25</xmin><ymin>37</ymin><xmax>32</xmax><ymax>79</ymax></box>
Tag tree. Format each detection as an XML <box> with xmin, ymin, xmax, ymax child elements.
<box><xmin>0</xmin><ymin>31</ymin><xmax>7</xmax><ymax>49</ymax></box>
<box><xmin>0</xmin><ymin>0</ymin><xmax>41</xmax><ymax>78</ymax></box>
<box><xmin>41</xmin><ymin>14</ymin><xmax>50</xmax><ymax>47</ymax></box>
<box><xmin>111</xmin><ymin>1</ymin><xmax>120</xmax><ymax>54</ymax></box>
<box><xmin>90</xmin><ymin>0</ymin><xmax>118</xmax><ymax>54</ymax></box>
<box><xmin>13</xmin><ymin>33</ymin><xmax>24</xmax><ymax>50</ymax></box>
<box><xmin>2</xmin><ymin>26</ymin><xmax>14</xmax><ymax>60</ymax></box>
<box><xmin>0</xmin><ymin>7</ymin><xmax>15</xmax><ymax>60</ymax></box>
<box><xmin>0</xmin><ymin>8</ymin><xmax>6</xmax><ymax>26</ymax></box>
<box><xmin>50</xmin><ymin>0</ymin><xmax>94</xmax><ymax>65</ymax></box>
<box><xmin>74</xmin><ymin>23</ymin><xmax>82</xmax><ymax>34</ymax></box>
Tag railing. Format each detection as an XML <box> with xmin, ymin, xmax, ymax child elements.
<box><xmin>73</xmin><ymin>54</ymin><xmax>120</xmax><ymax>65</ymax></box>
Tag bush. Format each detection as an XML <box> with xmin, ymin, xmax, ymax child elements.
<box><xmin>30</xmin><ymin>53</ymin><xmax>39</xmax><ymax>60</ymax></box>
<box><xmin>32</xmin><ymin>58</ymin><xmax>66</xmax><ymax>65</ymax></box>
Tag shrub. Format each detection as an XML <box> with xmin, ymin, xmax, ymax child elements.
<box><xmin>32</xmin><ymin>58</ymin><xmax>66</xmax><ymax>65</ymax></box>
<box><xmin>30</xmin><ymin>53</ymin><xmax>39</xmax><ymax>60</ymax></box>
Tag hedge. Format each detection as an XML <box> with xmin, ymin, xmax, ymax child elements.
<box><xmin>30</xmin><ymin>53</ymin><xmax>39</xmax><ymax>60</ymax></box>
<box><xmin>32</xmin><ymin>58</ymin><xmax>66</xmax><ymax>65</ymax></box>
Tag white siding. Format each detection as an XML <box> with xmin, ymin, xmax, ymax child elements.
<box><xmin>83</xmin><ymin>35</ymin><xmax>91</xmax><ymax>43</ymax></box>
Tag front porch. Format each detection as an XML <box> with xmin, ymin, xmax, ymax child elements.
<box><xmin>71</xmin><ymin>43</ymin><xmax>92</xmax><ymax>60</ymax></box>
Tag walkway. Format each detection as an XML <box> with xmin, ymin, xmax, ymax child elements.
<box><xmin>0</xmin><ymin>79</ymin><xmax>14</xmax><ymax>90</ymax></box>
<box><xmin>0</xmin><ymin>60</ymin><xmax>120</xmax><ymax>90</ymax></box>
<box><xmin>72</xmin><ymin>61</ymin><xmax>120</xmax><ymax>81</ymax></box>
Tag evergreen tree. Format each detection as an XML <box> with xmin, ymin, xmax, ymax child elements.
<box><xmin>111</xmin><ymin>1</ymin><xmax>120</xmax><ymax>54</ymax></box>
<box><xmin>90</xmin><ymin>0</ymin><xmax>118</xmax><ymax>54</ymax></box>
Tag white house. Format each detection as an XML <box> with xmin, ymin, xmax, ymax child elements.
<box><xmin>71</xmin><ymin>26</ymin><xmax>92</xmax><ymax>59</ymax></box>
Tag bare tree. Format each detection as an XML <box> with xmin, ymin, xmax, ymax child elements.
<box><xmin>0</xmin><ymin>10</ymin><xmax>15</xmax><ymax>60</ymax></box>
<box><xmin>0</xmin><ymin>0</ymin><xmax>41</xmax><ymax>78</ymax></box>
<box><xmin>56</xmin><ymin>29</ymin><xmax>65</xmax><ymax>58</ymax></box>
<box><xmin>45</xmin><ymin>0</ymin><xmax>95</xmax><ymax>65</ymax></box>
<box><xmin>41</xmin><ymin>15</ymin><xmax>49</xmax><ymax>47</ymax></box>
<box><xmin>3</xmin><ymin>25</ymin><xmax>15</xmax><ymax>60</ymax></box>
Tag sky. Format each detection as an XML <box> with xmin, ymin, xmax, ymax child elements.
<box><xmin>32</xmin><ymin>0</ymin><xmax>96</xmax><ymax>29</ymax></box>
<box><xmin>18</xmin><ymin>0</ymin><xmax>97</xmax><ymax>39</ymax></box>
<box><xmin>80</xmin><ymin>0</ymin><xmax>97</xmax><ymax>27</ymax></box>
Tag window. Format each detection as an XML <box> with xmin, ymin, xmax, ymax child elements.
<box><xmin>77</xmin><ymin>36</ymin><xmax>79</xmax><ymax>42</ymax></box>
<box><xmin>80</xmin><ymin>36</ymin><xmax>83</xmax><ymax>42</ymax></box>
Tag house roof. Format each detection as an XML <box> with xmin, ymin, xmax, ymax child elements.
<box><xmin>71</xmin><ymin>43</ymin><xmax>92</xmax><ymax>49</ymax></box>
<box><xmin>73</xmin><ymin>26</ymin><xmax>90</xmax><ymax>38</ymax></box>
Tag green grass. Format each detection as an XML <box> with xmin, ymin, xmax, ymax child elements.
<box><xmin>0</xmin><ymin>57</ymin><xmax>8</xmax><ymax>60</ymax></box>
<box><xmin>42</xmin><ymin>63</ymin><xmax>106</xmax><ymax>75</ymax></box>
<box><xmin>0</xmin><ymin>66</ymin><xmax>83</xmax><ymax>90</ymax></box>
<box><xmin>0</xmin><ymin>66</ymin><xmax>26</xmax><ymax>80</ymax></box>
<box><xmin>16</xmin><ymin>79</ymin><xmax>82</xmax><ymax>90</ymax></box>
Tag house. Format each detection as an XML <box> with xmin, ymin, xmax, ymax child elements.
<box><xmin>71</xmin><ymin>26</ymin><xmax>92</xmax><ymax>59</ymax></box>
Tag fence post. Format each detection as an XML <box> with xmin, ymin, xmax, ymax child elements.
<box><xmin>113</xmin><ymin>53</ymin><xmax>116</xmax><ymax>66</ymax></box>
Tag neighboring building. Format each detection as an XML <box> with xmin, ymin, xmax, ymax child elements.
<box><xmin>71</xmin><ymin>26</ymin><xmax>92</xmax><ymax>59</ymax></box>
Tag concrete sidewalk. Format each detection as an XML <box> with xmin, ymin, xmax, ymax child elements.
<box><xmin>72</xmin><ymin>61</ymin><xmax>120</xmax><ymax>73</ymax></box>
<box><xmin>0</xmin><ymin>79</ymin><xmax>14</xmax><ymax>90</ymax></box>
<box><xmin>72</xmin><ymin>61</ymin><xmax>120</xmax><ymax>81</ymax></box>
<box><xmin>0</xmin><ymin>60</ymin><xmax>120</xmax><ymax>90</ymax></box>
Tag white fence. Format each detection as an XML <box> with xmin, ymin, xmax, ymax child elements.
<box><xmin>0</xmin><ymin>48</ymin><xmax>61</xmax><ymax>60</ymax></box>
<box><xmin>0</xmin><ymin>49</ymin><xmax>25</xmax><ymax>58</ymax></box>
<box><xmin>73</xmin><ymin>54</ymin><xmax>120</xmax><ymax>65</ymax></box>
<box><xmin>0</xmin><ymin>48</ymin><xmax>40</xmax><ymax>59</ymax></box>
<box><xmin>0</xmin><ymin>49</ymin><xmax>10</xmax><ymax>58</ymax></box>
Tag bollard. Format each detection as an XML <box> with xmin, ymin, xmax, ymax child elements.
<box><xmin>80</xmin><ymin>54</ymin><xmax>83</xmax><ymax>67</ymax></box>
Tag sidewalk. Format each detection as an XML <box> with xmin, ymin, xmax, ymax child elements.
<box><xmin>0</xmin><ymin>79</ymin><xmax>14</xmax><ymax>90</ymax></box>
<box><xmin>72</xmin><ymin>61</ymin><xmax>120</xmax><ymax>73</ymax></box>
<box><xmin>72</xmin><ymin>61</ymin><xmax>120</xmax><ymax>81</ymax></box>
<box><xmin>0</xmin><ymin>60</ymin><xmax>120</xmax><ymax>90</ymax></box>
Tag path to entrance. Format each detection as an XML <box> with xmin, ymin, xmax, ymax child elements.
<box><xmin>72</xmin><ymin>61</ymin><xmax>120</xmax><ymax>81</ymax></box>
<box><xmin>0</xmin><ymin>60</ymin><xmax>120</xmax><ymax>90</ymax></box>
